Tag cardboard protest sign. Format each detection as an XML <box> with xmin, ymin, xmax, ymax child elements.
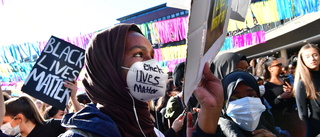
<box><xmin>22</xmin><ymin>36</ymin><xmax>85</xmax><ymax>110</ymax></box>
<box><xmin>183</xmin><ymin>0</ymin><xmax>232</xmax><ymax>105</ymax></box>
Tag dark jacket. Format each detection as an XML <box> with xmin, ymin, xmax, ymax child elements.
<box><xmin>0</xmin><ymin>130</ymin><xmax>10</xmax><ymax>137</ymax></box>
<box><xmin>295</xmin><ymin>70</ymin><xmax>320</xmax><ymax>137</ymax></box>
<box><xmin>59</xmin><ymin>104</ymin><xmax>121</xmax><ymax>137</ymax></box>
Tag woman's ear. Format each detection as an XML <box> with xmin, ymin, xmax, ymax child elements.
<box><xmin>12</xmin><ymin>113</ymin><xmax>23</xmax><ymax>126</ymax></box>
<box><xmin>15</xmin><ymin>114</ymin><xmax>24</xmax><ymax>121</ymax></box>
<box><xmin>267</xmin><ymin>66</ymin><xmax>272</xmax><ymax>72</ymax></box>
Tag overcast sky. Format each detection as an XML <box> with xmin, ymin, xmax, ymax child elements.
<box><xmin>0</xmin><ymin>0</ymin><xmax>167</xmax><ymax>45</ymax></box>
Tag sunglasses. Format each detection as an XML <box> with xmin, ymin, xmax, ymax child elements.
<box><xmin>271</xmin><ymin>63</ymin><xmax>282</xmax><ymax>67</ymax></box>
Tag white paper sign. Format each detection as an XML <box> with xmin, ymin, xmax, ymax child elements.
<box><xmin>183</xmin><ymin>0</ymin><xmax>232</xmax><ymax>106</ymax></box>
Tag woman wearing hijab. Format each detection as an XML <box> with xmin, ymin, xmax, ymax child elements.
<box><xmin>60</xmin><ymin>24</ymin><xmax>224</xmax><ymax>137</ymax></box>
<box><xmin>219</xmin><ymin>71</ymin><xmax>289</xmax><ymax>137</ymax></box>
<box><xmin>211</xmin><ymin>52</ymin><xmax>249</xmax><ymax>79</ymax></box>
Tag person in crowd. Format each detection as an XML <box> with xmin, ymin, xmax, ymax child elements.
<box><xmin>261</xmin><ymin>56</ymin><xmax>304</xmax><ymax>137</ymax></box>
<box><xmin>147</xmin><ymin>99</ymin><xmax>185</xmax><ymax>136</ymax></box>
<box><xmin>148</xmin><ymin>99</ymin><xmax>166</xmax><ymax>133</ymax></box>
<box><xmin>76</xmin><ymin>94</ymin><xmax>91</xmax><ymax>105</ymax></box>
<box><xmin>38</xmin><ymin>102</ymin><xmax>49</xmax><ymax>117</ymax></box>
<box><xmin>43</xmin><ymin>106</ymin><xmax>66</xmax><ymax>119</ymax></box>
<box><xmin>254</xmin><ymin>76</ymin><xmax>266</xmax><ymax>96</ymax></box>
<box><xmin>293</xmin><ymin>43</ymin><xmax>320</xmax><ymax>137</ymax></box>
<box><xmin>156</xmin><ymin>78</ymin><xmax>178</xmax><ymax>113</ymax></box>
<box><xmin>155</xmin><ymin>78</ymin><xmax>178</xmax><ymax>131</ymax></box>
<box><xmin>255</xmin><ymin>57</ymin><xmax>268</xmax><ymax>80</ymax></box>
<box><xmin>1</xmin><ymin>96</ymin><xmax>66</xmax><ymax>137</ymax></box>
<box><xmin>287</xmin><ymin>58</ymin><xmax>297</xmax><ymax>85</ymax></box>
<box><xmin>34</xmin><ymin>100</ymin><xmax>43</xmax><ymax>112</ymax></box>
<box><xmin>163</xmin><ymin>112</ymin><xmax>185</xmax><ymax>137</ymax></box>
<box><xmin>210</xmin><ymin>52</ymin><xmax>249</xmax><ymax>79</ymax></box>
<box><xmin>165</xmin><ymin>62</ymin><xmax>185</xmax><ymax>132</ymax></box>
<box><xmin>218</xmin><ymin>71</ymin><xmax>290</xmax><ymax>137</ymax></box>
<box><xmin>0</xmin><ymin>85</ymin><xmax>10</xmax><ymax>137</ymax></box>
<box><xmin>59</xmin><ymin>24</ymin><xmax>224</xmax><ymax>137</ymax></box>
<box><xmin>281</xmin><ymin>65</ymin><xmax>289</xmax><ymax>78</ymax></box>
<box><xmin>165</xmin><ymin>61</ymin><xmax>200</xmax><ymax>137</ymax></box>
<box><xmin>248</xmin><ymin>58</ymin><xmax>258</xmax><ymax>75</ymax></box>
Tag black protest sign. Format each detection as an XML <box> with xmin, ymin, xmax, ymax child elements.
<box><xmin>22</xmin><ymin>36</ymin><xmax>85</xmax><ymax>110</ymax></box>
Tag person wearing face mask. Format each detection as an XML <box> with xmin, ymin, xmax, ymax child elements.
<box><xmin>59</xmin><ymin>24</ymin><xmax>224</xmax><ymax>137</ymax></box>
<box><xmin>1</xmin><ymin>96</ymin><xmax>66</xmax><ymax>137</ymax></box>
<box><xmin>218</xmin><ymin>71</ymin><xmax>290</xmax><ymax>137</ymax></box>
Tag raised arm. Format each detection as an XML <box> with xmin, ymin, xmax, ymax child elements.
<box><xmin>191</xmin><ymin>62</ymin><xmax>224</xmax><ymax>134</ymax></box>
<box><xmin>64</xmin><ymin>79</ymin><xmax>83</xmax><ymax>112</ymax></box>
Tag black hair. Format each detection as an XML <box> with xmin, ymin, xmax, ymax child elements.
<box><xmin>77</xmin><ymin>94</ymin><xmax>91</xmax><ymax>104</ymax></box>
<box><xmin>263</xmin><ymin>56</ymin><xmax>277</xmax><ymax>80</ymax></box>
<box><xmin>44</xmin><ymin>106</ymin><xmax>59</xmax><ymax>119</ymax></box>
<box><xmin>173</xmin><ymin>62</ymin><xmax>185</xmax><ymax>88</ymax></box>
<box><xmin>5</xmin><ymin>96</ymin><xmax>44</xmax><ymax>124</ymax></box>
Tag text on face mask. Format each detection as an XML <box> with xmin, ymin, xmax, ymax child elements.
<box><xmin>143</xmin><ymin>64</ymin><xmax>164</xmax><ymax>74</ymax></box>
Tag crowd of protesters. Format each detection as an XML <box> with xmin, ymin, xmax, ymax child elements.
<box><xmin>0</xmin><ymin>23</ymin><xmax>319</xmax><ymax>137</ymax></box>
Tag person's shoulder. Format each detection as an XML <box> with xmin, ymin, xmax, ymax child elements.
<box><xmin>44</xmin><ymin>118</ymin><xmax>61</xmax><ymax>124</ymax></box>
<box><xmin>295</xmin><ymin>80</ymin><xmax>305</xmax><ymax>89</ymax></box>
<box><xmin>0</xmin><ymin>131</ymin><xmax>10</xmax><ymax>137</ymax></box>
<box><xmin>59</xmin><ymin>128</ymin><xmax>103</xmax><ymax>137</ymax></box>
<box><xmin>61</xmin><ymin>103</ymin><xmax>121</xmax><ymax>137</ymax></box>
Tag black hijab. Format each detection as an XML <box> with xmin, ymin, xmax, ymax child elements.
<box><xmin>211</xmin><ymin>52</ymin><xmax>248</xmax><ymax>79</ymax></box>
<box><xmin>222</xmin><ymin>71</ymin><xmax>262</xmax><ymax>115</ymax></box>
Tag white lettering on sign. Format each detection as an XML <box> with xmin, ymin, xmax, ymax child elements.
<box><xmin>23</xmin><ymin>68</ymin><xmax>71</xmax><ymax>105</ymax></box>
<box><xmin>43</xmin><ymin>37</ymin><xmax>85</xmax><ymax>69</ymax></box>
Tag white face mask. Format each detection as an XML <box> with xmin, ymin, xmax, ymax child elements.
<box><xmin>1</xmin><ymin>117</ymin><xmax>21</xmax><ymax>136</ymax></box>
<box><xmin>122</xmin><ymin>59</ymin><xmax>168</xmax><ymax>102</ymax></box>
<box><xmin>226</xmin><ymin>97</ymin><xmax>266</xmax><ymax>131</ymax></box>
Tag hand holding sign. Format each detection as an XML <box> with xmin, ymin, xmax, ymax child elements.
<box><xmin>194</xmin><ymin>62</ymin><xmax>223</xmax><ymax>133</ymax></box>
<box><xmin>184</xmin><ymin>0</ymin><xmax>232</xmax><ymax>106</ymax></box>
<box><xmin>64</xmin><ymin>79</ymin><xmax>83</xmax><ymax>112</ymax></box>
<box><xmin>187</xmin><ymin>62</ymin><xmax>224</xmax><ymax>135</ymax></box>
<box><xmin>22</xmin><ymin>36</ymin><xmax>85</xmax><ymax>110</ymax></box>
<box><xmin>63</xmin><ymin>79</ymin><xmax>78</xmax><ymax>98</ymax></box>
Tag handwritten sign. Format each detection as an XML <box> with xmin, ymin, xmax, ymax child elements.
<box><xmin>22</xmin><ymin>36</ymin><xmax>85</xmax><ymax>110</ymax></box>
